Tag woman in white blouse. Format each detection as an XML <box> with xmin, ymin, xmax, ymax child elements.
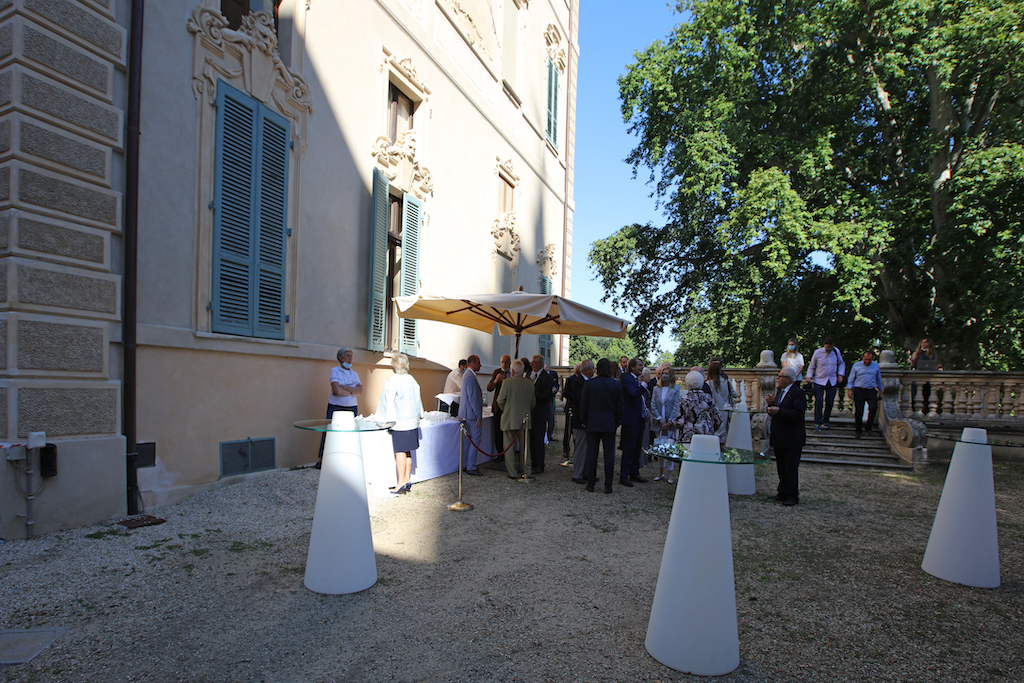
<box><xmin>780</xmin><ymin>338</ymin><xmax>806</xmax><ymax>381</ymax></box>
<box><xmin>375</xmin><ymin>353</ymin><xmax>424</xmax><ymax>494</ymax></box>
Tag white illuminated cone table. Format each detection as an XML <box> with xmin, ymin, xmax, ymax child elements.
<box><xmin>725</xmin><ymin>384</ymin><xmax>756</xmax><ymax>495</ymax></box>
<box><xmin>298</xmin><ymin>412</ymin><xmax>383</xmax><ymax>594</ymax></box>
<box><xmin>922</xmin><ymin>427</ymin><xmax>1000</xmax><ymax>588</ymax></box>
<box><xmin>646</xmin><ymin>435</ymin><xmax>745</xmax><ymax>676</ymax></box>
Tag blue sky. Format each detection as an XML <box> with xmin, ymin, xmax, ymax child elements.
<box><xmin>571</xmin><ymin>1</ymin><xmax>684</xmax><ymax>354</ymax></box>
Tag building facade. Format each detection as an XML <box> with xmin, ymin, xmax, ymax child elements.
<box><xmin>0</xmin><ymin>0</ymin><xmax>578</xmax><ymax>537</ymax></box>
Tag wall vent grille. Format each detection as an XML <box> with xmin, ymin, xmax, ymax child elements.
<box><xmin>220</xmin><ymin>437</ymin><xmax>276</xmax><ymax>477</ymax></box>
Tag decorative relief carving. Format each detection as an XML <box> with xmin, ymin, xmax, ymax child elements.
<box><xmin>536</xmin><ymin>243</ymin><xmax>557</xmax><ymax>280</ymax></box>
<box><xmin>441</xmin><ymin>0</ymin><xmax>496</xmax><ymax>63</ymax></box>
<box><xmin>492</xmin><ymin>212</ymin><xmax>520</xmax><ymax>256</ymax></box>
<box><xmin>188</xmin><ymin>1</ymin><xmax>311</xmax><ymax>151</ymax></box>
<box><xmin>882</xmin><ymin>378</ymin><xmax>928</xmax><ymax>466</ymax></box>
<box><xmin>370</xmin><ymin>130</ymin><xmax>433</xmax><ymax>200</ymax></box>
<box><xmin>544</xmin><ymin>24</ymin><xmax>566</xmax><ymax>72</ymax></box>
<box><xmin>497</xmin><ymin>157</ymin><xmax>519</xmax><ymax>185</ymax></box>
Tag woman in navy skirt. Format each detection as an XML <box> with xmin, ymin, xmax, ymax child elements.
<box><xmin>375</xmin><ymin>353</ymin><xmax>424</xmax><ymax>494</ymax></box>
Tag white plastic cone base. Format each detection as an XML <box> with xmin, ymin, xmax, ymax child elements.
<box><xmin>922</xmin><ymin>428</ymin><xmax>1000</xmax><ymax>588</ymax></box>
<box><xmin>304</xmin><ymin>412</ymin><xmax>377</xmax><ymax>594</ymax></box>
<box><xmin>725</xmin><ymin>408</ymin><xmax>755</xmax><ymax>495</ymax></box>
<box><xmin>646</xmin><ymin>442</ymin><xmax>740</xmax><ymax>675</ymax></box>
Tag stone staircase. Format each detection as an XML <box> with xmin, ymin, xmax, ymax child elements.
<box><xmin>799</xmin><ymin>417</ymin><xmax>911</xmax><ymax>470</ymax></box>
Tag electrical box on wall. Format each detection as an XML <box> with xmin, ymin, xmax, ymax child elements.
<box><xmin>5</xmin><ymin>445</ymin><xmax>27</xmax><ymax>461</ymax></box>
<box><xmin>136</xmin><ymin>442</ymin><xmax>157</xmax><ymax>468</ymax></box>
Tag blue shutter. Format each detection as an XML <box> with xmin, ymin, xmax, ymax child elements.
<box><xmin>254</xmin><ymin>106</ymin><xmax>289</xmax><ymax>339</ymax></box>
<box><xmin>539</xmin><ymin>276</ymin><xmax>553</xmax><ymax>364</ymax></box>
<box><xmin>491</xmin><ymin>254</ymin><xmax>512</xmax><ymax>363</ymax></box>
<box><xmin>368</xmin><ymin>167</ymin><xmax>389</xmax><ymax>351</ymax></box>
<box><xmin>546</xmin><ymin>58</ymin><xmax>558</xmax><ymax>147</ymax></box>
<box><xmin>399</xmin><ymin>193</ymin><xmax>422</xmax><ymax>356</ymax></box>
<box><xmin>212</xmin><ymin>83</ymin><xmax>258</xmax><ymax>336</ymax></box>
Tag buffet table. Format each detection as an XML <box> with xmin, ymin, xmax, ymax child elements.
<box><xmin>360</xmin><ymin>416</ymin><xmax>494</xmax><ymax>495</ymax></box>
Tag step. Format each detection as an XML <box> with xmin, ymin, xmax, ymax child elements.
<box><xmin>799</xmin><ymin>456</ymin><xmax>911</xmax><ymax>470</ymax></box>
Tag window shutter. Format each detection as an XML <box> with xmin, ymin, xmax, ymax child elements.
<box><xmin>368</xmin><ymin>167</ymin><xmax>389</xmax><ymax>351</ymax></box>
<box><xmin>399</xmin><ymin>193</ymin><xmax>422</xmax><ymax>356</ymax></box>
<box><xmin>491</xmin><ymin>254</ymin><xmax>512</xmax><ymax>363</ymax></box>
<box><xmin>539</xmin><ymin>275</ymin><xmax>553</xmax><ymax>364</ymax></box>
<box><xmin>546</xmin><ymin>58</ymin><xmax>558</xmax><ymax>147</ymax></box>
<box><xmin>254</xmin><ymin>106</ymin><xmax>289</xmax><ymax>339</ymax></box>
<box><xmin>212</xmin><ymin>84</ymin><xmax>258</xmax><ymax>336</ymax></box>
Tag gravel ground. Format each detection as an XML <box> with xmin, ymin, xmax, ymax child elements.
<box><xmin>1</xmin><ymin>446</ymin><xmax>1022</xmax><ymax>683</ymax></box>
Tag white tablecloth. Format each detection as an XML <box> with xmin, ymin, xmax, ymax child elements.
<box><xmin>361</xmin><ymin>417</ymin><xmax>494</xmax><ymax>495</ymax></box>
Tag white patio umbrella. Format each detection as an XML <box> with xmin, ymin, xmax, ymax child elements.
<box><xmin>394</xmin><ymin>290</ymin><xmax>629</xmax><ymax>357</ymax></box>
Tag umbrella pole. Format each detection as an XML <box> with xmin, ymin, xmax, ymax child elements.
<box><xmin>448</xmin><ymin>422</ymin><xmax>473</xmax><ymax>511</ymax></box>
<box><xmin>514</xmin><ymin>332</ymin><xmax>521</xmax><ymax>358</ymax></box>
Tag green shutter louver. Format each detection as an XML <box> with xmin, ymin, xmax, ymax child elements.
<box><xmin>399</xmin><ymin>193</ymin><xmax>422</xmax><ymax>356</ymax></box>
<box><xmin>213</xmin><ymin>84</ymin><xmax>258</xmax><ymax>336</ymax></box>
<box><xmin>212</xmin><ymin>81</ymin><xmax>289</xmax><ymax>340</ymax></box>
<box><xmin>368</xmin><ymin>167</ymin><xmax>389</xmax><ymax>352</ymax></box>
<box><xmin>540</xmin><ymin>275</ymin><xmax>553</xmax><ymax>364</ymax></box>
<box><xmin>546</xmin><ymin>57</ymin><xmax>558</xmax><ymax>147</ymax></box>
<box><xmin>255</xmin><ymin>107</ymin><xmax>289</xmax><ymax>339</ymax></box>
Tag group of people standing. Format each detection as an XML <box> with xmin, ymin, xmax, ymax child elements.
<box><xmin>560</xmin><ymin>356</ymin><xmax>739</xmax><ymax>494</ymax></box>
<box><xmin>316</xmin><ymin>334</ymin><xmax>941</xmax><ymax>504</ymax></box>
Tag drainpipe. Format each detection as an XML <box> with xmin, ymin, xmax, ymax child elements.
<box><xmin>560</xmin><ymin>0</ymin><xmax>575</xmax><ymax>366</ymax></box>
<box><xmin>124</xmin><ymin>0</ymin><xmax>145</xmax><ymax>515</ymax></box>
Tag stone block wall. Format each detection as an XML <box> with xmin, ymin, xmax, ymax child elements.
<box><xmin>0</xmin><ymin>0</ymin><xmax>126</xmax><ymax>539</ymax></box>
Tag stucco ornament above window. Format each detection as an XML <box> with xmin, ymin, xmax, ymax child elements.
<box><xmin>371</xmin><ymin>130</ymin><xmax>434</xmax><ymax>200</ymax></box>
<box><xmin>497</xmin><ymin>158</ymin><xmax>520</xmax><ymax>186</ymax></box>
<box><xmin>188</xmin><ymin>1</ymin><xmax>311</xmax><ymax>150</ymax></box>
<box><xmin>537</xmin><ymin>243</ymin><xmax>558</xmax><ymax>282</ymax></box>
<box><xmin>544</xmin><ymin>24</ymin><xmax>566</xmax><ymax>73</ymax></box>
<box><xmin>492</xmin><ymin>212</ymin><xmax>520</xmax><ymax>256</ymax></box>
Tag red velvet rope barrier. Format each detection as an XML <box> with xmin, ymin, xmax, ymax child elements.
<box><xmin>460</xmin><ymin>418</ymin><xmax>527</xmax><ymax>458</ymax></box>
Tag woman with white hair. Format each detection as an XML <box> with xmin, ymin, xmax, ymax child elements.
<box><xmin>375</xmin><ymin>353</ymin><xmax>423</xmax><ymax>494</ymax></box>
<box><xmin>676</xmin><ymin>370</ymin><xmax>722</xmax><ymax>446</ymax></box>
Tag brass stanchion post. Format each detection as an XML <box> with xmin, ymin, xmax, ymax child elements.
<box><xmin>518</xmin><ymin>415</ymin><xmax>533</xmax><ymax>482</ymax></box>
<box><xmin>448</xmin><ymin>421</ymin><xmax>473</xmax><ymax>511</ymax></box>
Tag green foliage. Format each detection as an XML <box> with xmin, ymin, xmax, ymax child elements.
<box><xmin>596</xmin><ymin>0</ymin><xmax>1024</xmax><ymax>369</ymax></box>
<box><xmin>568</xmin><ymin>334</ymin><xmax>639</xmax><ymax>365</ymax></box>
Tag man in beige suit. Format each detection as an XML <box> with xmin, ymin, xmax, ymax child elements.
<box><xmin>497</xmin><ymin>358</ymin><xmax>536</xmax><ymax>480</ymax></box>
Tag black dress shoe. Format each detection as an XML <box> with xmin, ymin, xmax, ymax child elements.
<box><xmin>619</xmin><ymin>478</ymin><xmax>634</xmax><ymax>487</ymax></box>
<box><xmin>463</xmin><ymin>468</ymin><xmax>484</xmax><ymax>476</ymax></box>
<box><xmin>783</xmin><ymin>497</ymin><xmax>798</xmax><ymax>506</ymax></box>
<box><xmin>773</xmin><ymin>494</ymin><xmax>786</xmax><ymax>501</ymax></box>
<box><xmin>630</xmin><ymin>474</ymin><xmax>648</xmax><ymax>483</ymax></box>
<box><xmin>585</xmin><ymin>485</ymin><xmax>594</xmax><ymax>492</ymax></box>
<box><xmin>604</xmin><ymin>487</ymin><xmax>613</xmax><ymax>494</ymax></box>
<box><xmin>572</xmin><ymin>477</ymin><xmax>586</xmax><ymax>484</ymax></box>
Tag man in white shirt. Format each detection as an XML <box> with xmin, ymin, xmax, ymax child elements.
<box><xmin>460</xmin><ymin>355</ymin><xmax>484</xmax><ymax>475</ymax></box>
<box><xmin>805</xmin><ymin>337</ymin><xmax>846</xmax><ymax>432</ymax></box>
<box><xmin>441</xmin><ymin>359</ymin><xmax>466</xmax><ymax>416</ymax></box>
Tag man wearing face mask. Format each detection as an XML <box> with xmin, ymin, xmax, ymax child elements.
<box><xmin>318</xmin><ymin>346</ymin><xmax>363</xmax><ymax>467</ymax></box>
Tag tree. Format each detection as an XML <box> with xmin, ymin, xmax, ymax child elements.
<box><xmin>593</xmin><ymin>0</ymin><xmax>1024</xmax><ymax>369</ymax></box>
<box><xmin>568</xmin><ymin>334</ymin><xmax>639</xmax><ymax>365</ymax></box>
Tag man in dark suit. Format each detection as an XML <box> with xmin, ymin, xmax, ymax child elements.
<box><xmin>766</xmin><ymin>366</ymin><xmax>807</xmax><ymax>506</ymax></box>
<box><xmin>530</xmin><ymin>354</ymin><xmax>554</xmax><ymax>473</ymax></box>
<box><xmin>619</xmin><ymin>358</ymin><xmax>647</xmax><ymax>486</ymax></box>
<box><xmin>580</xmin><ymin>358</ymin><xmax>623</xmax><ymax>493</ymax></box>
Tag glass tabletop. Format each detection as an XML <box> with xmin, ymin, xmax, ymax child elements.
<box><xmin>293</xmin><ymin>419</ymin><xmax>394</xmax><ymax>432</ymax></box>
<box><xmin>926</xmin><ymin>434</ymin><xmax>1023</xmax><ymax>448</ymax></box>
<box><xmin>644</xmin><ymin>441</ymin><xmax>770</xmax><ymax>465</ymax></box>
